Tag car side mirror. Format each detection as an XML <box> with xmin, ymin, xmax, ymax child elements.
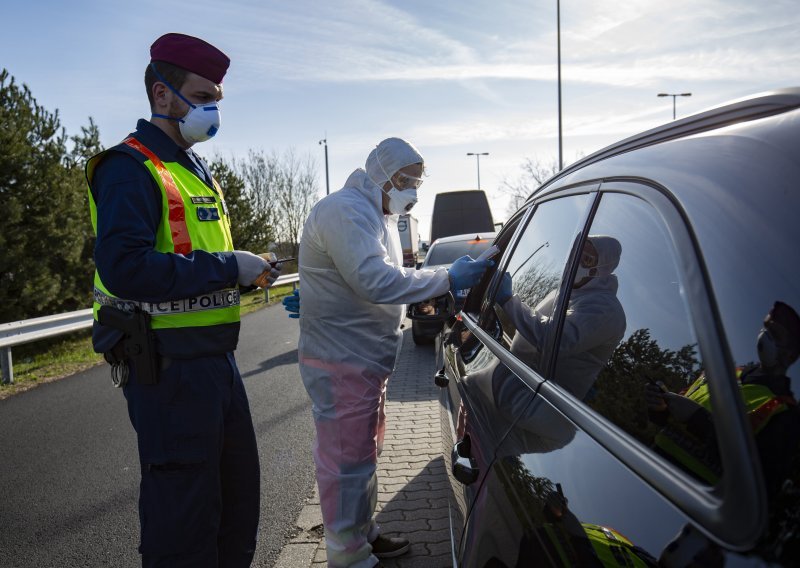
<box><xmin>407</xmin><ymin>292</ymin><xmax>455</xmax><ymax>321</ymax></box>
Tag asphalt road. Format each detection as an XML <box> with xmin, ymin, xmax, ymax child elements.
<box><xmin>0</xmin><ymin>303</ymin><xmax>315</xmax><ymax>568</ymax></box>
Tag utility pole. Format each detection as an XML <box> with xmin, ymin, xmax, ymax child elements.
<box><xmin>557</xmin><ymin>0</ymin><xmax>563</xmax><ymax>170</ymax></box>
<box><xmin>466</xmin><ymin>152</ymin><xmax>489</xmax><ymax>190</ymax></box>
<box><xmin>318</xmin><ymin>137</ymin><xmax>330</xmax><ymax>195</ymax></box>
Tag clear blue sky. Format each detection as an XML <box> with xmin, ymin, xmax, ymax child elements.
<box><xmin>3</xmin><ymin>0</ymin><xmax>798</xmax><ymax>240</ymax></box>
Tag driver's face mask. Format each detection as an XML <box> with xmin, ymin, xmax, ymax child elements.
<box><xmin>757</xmin><ymin>327</ymin><xmax>780</xmax><ymax>369</ymax></box>
<box><xmin>574</xmin><ymin>242</ymin><xmax>615</xmax><ymax>284</ymax></box>
<box><xmin>150</xmin><ymin>63</ymin><xmax>221</xmax><ymax>144</ymax></box>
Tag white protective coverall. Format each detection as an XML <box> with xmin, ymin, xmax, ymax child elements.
<box><xmin>503</xmin><ymin>235</ymin><xmax>627</xmax><ymax>401</ymax></box>
<box><xmin>298</xmin><ymin>139</ymin><xmax>451</xmax><ymax>567</ymax></box>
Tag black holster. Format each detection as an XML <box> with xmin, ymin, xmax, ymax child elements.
<box><xmin>98</xmin><ymin>306</ymin><xmax>159</xmax><ymax>385</ymax></box>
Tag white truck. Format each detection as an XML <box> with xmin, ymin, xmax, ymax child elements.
<box><xmin>397</xmin><ymin>214</ymin><xmax>419</xmax><ymax>268</ymax></box>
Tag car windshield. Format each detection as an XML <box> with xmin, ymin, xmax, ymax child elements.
<box><xmin>424</xmin><ymin>239</ymin><xmax>493</xmax><ymax>267</ymax></box>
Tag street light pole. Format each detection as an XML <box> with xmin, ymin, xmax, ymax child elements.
<box><xmin>557</xmin><ymin>0</ymin><xmax>563</xmax><ymax>171</ymax></box>
<box><xmin>466</xmin><ymin>152</ymin><xmax>489</xmax><ymax>190</ymax></box>
<box><xmin>318</xmin><ymin>137</ymin><xmax>330</xmax><ymax>195</ymax></box>
<box><xmin>657</xmin><ymin>92</ymin><xmax>692</xmax><ymax>120</ymax></box>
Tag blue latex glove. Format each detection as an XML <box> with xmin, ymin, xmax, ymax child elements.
<box><xmin>448</xmin><ymin>256</ymin><xmax>493</xmax><ymax>291</ymax></box>
<box><xmin>496</xmin><ymin>272</ymin><xmax>513</xmax><ymax>305</ymax></box>
<box><xmin>282</xmin><ymin>289</ymin><xmax>300</xmax><ymax>319</ymax></box>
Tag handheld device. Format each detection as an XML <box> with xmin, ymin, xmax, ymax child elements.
<box><xmin>475</xmin><ymin>245</ymin><xmax>501</xmax><ymax>263</ymax></box>
<box><xmin>252</xmin><ymin>257</ymin><xmax>296</xmax><ymax>288</ymax></box>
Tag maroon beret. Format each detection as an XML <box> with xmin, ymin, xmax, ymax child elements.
<box><xmin>150</xmin><ymin>33</ymin><xmax>230</xmax><ymax>84</ymax></box>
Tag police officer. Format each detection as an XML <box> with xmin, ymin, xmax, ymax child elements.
<box><xmin>86</xmin><ymin>33</ymin><xmax>278</xmax><ymax>567</ymax></box>
<box><xmin>646</xmin><ymin>302</ymin><xmax>800</xmax><ymax>495</ymax></box>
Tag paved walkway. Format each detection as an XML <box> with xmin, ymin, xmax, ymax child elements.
<box><xmin>274</xmin><ymin>326</ymin><xmax>453</xmax><ymax>568</ymax></box>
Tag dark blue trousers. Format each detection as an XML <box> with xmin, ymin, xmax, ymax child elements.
<box><xmin>123</xmin><ymin>352</ymin><xmax>260</xmax><ymax>567</ymax></box>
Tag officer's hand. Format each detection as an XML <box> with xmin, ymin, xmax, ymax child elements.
<box><xmin>448</xmin><ymin>255</ymin><xmax>494</xmax><ymax>291</ymax></box>
<box><xmin>496</xmin><ymin>272</ymin><xmax>513</xmax><ymax>305</ymax></box>
<box><xmin>232</xmin><ymin>250</ymin><xmax>270</xmax><ymax>287</ymax></box>
<box><xmin>644</xmin><ymin>382</ymin><xmax>668</xmax><ymax>412</ymax></box>
<box><xmin>282</xmin><ymin>289</ymin><xmax>300</xmax><ymax>319</ymax></box>
<box><xmin>253</xmin><ymin>252</ymin><xmax>282</xmax><ymax>288</ymax></box>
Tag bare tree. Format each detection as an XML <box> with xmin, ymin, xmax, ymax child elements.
<box><xmin>208</xmin><ymin>155</ymin><xmax>270</xmax><ymax>251</ymax></box>
<box><xmin>221</xmin><ymin>149</ymin><xmax>320</xmax><ymax>257</ymax></box>
<box><xmin>273</xmin><ymin>150</ymin><xmax>318</xmax><ymax>256</ymax></box>
<box><xmin>234</xmin><ymin>149</ymin><xmax>283</xmax><ymax>244</ymax></box>
<box><xmin>499</xmin><ymin>157</ymin><xmax>560</xmax><ymax>217</ymax></box>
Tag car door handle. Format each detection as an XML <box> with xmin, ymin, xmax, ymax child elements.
<box><xmin>452</xmin><ymin>438</ymin><xmax>480</xmax><ymax>485</ymax></box>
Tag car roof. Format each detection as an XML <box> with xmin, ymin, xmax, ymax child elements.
<box><xmin>430</xmin><ymin>232</ymin><xmax>497</xmax><ymax>246</ymax></box>
<box><xmin>531</xmin><ymin>87</ymin><xmax>800</xmax><ymax>201</ymax></box>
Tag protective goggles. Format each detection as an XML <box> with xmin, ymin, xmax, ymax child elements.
<box><xmin>394</xmin><ymin>172</ymin><xmax>424</xmax><ymax>190</ymax></box>
<box><xmin>375</xmin><ymin>149</ymin><xmax>424</xmax><ymax>189</ymax></box>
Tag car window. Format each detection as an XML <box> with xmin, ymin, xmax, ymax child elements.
<box><xmin>424</xmin><ymin>238</ymin><xmax>494</xmax><ymax>267</ymax></box>
<box><xmin>491</xmin><ymin>194</ymin><xmax>592</xmax><ymax>376</ymax></box>
<box><xmin>684</xmin><ymin>174</ymin><xmax>799</xmax><ymax>385</ymax></box>
<box><xmin>686</xmin><ymin>177</ymin><xmax>800</xmax><ymax>514</ymax></box>
<box><xmin>556</xmin><ymin>192</ymin><xmax>721</xmax><ymax>485</ymax></box>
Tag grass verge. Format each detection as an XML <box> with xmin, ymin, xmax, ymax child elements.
<box><xmin>0</xmin><ymin>285</ymin><xmax>296</xmax><ymax>400</ymax></box>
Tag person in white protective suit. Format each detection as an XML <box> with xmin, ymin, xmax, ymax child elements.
<box><xmin>286</xmin><ymin>137</ymin><xmax>493</xmax><ymax>568</ymax></box>
<box><xmin>497</xmin><ymin>235</ymin><xmax>627</xmax><ymax>402</ymax></box>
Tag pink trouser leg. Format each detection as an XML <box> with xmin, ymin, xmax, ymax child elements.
<box><xmin>301</xmin><ymin>358</ymin><xmax>389</xmax><ymax>568</ymax></box>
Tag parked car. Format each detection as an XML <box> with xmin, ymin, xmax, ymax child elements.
<box><xmin>409</xmin><ymin>88</ymin><xmax>800</xmax><ymax>566</ymax></box>
<box><xmin>412</xmin><ymin>232</ymin><xmax>496</xmax><ymax>345</ymax></box>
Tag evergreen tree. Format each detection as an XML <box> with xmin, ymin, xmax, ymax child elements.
<box><xmin>0</xmin><ymin>69</ymin><xmax>100</xmax><ymax>322</ymax></box>
<box><xmin>208</xmin><ymin>154</ymin><xmax>270</xmax><ymax>251</ymax></box>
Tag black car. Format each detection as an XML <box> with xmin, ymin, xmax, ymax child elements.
<box><xmin>410</xmin><ymin>88</ymin><xmax>800</xmax><ymax>566</ymax></box>
<box><xmin>411</xmin><ymin>232</ymin><xmax>496</xmax><ymax>345</ymax></box>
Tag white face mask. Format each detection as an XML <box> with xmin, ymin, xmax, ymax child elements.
<box><xmin>178</xmin><ymin>101</ymin><xmax>221</xmax><ymax>144</ymax></box>
<box><xmin>574</xmin><ymin>264</ymin><xmax>595</xmax><ymax>283</ymax></box>
<box><xmin>150</xmin><ymin>63</ymin><xmax>221</xmax><ymax>145</ymax></box>
<box><xmin>384</xmin><ymin>187</ymin><xmax>418</xmax><ymax>214</ymax></box>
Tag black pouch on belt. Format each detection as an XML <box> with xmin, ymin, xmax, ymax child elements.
<box><xmin>98</xmin><ymin>306</ymin><xmax>159</xmax><ymax>385</ymax></box>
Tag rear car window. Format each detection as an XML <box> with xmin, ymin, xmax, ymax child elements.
<box><xmin>424</xmin><ymin>239</ymin><xmax>493</xmax><ymax>267</ymax></box>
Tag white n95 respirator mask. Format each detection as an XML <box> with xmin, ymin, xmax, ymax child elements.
<box><xmin>149</xmin><ymin>63</ymin><xmax>221</xmax><ymax>144</ymax></box>
<box><xmin>178</xmin><ymin>101</ymin><xmax>221</xmax><ymax>144</ymax></box>
<box><xmin>385</xmin><ymin>187</ymin><xmax>418</xmax><ymax>214</ymax></box>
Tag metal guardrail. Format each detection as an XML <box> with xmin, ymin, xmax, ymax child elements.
<box><xmin>0</xmin><ymin>309</ymin><xmax>95</xmax><ymax>385</ymax></box>
<box><xmin>264</xmin><ymin>273</ymin><xmax>299</xmax><ymax>302</ymax></box>
<box><xmin>0</xmin><ymin>274</ymin><xmax>299</xmax><ymax>385</ymax></box>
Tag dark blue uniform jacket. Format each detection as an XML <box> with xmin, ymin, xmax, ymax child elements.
<box><xmin>90</xmin><ymin>120</ymin><xmax>240</xmax><ymax>358</ymax></box>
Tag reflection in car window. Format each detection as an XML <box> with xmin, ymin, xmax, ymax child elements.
<box><xmin>549</xmin><ymin>234</ymin><xmax>627</xmax><ymax>401</ymax></box>
<box><xmin>493</xmin><ymin>194</ymin><xmax>591</xmax><ymax>376</ymax></box>
<box><xmin>480</xmin><ymin>194</ymin><xmax>591</xmax><ymax>454</ymax></box>
<box><xmin>690</xmin><ymin>181</ymin><xmax>800</xmax><ymax>503</ymax></box>
<box><xmin>565</xmin><ymin>193</ymin><xmax>722</xmax><ymax>484</ymax></box>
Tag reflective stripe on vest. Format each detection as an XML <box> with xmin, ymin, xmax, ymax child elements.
<box><xmin>122</xmin><ymin>137</ymin><xmax>192</xmax><ymax>254</ymax></box>
<box><xmin>93</xmin><ymin>287</ymin><xmax>240</xmax><ymax>315</ymax></box>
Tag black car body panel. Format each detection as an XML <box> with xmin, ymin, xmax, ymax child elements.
<box><xmin>421</xmin><ymin>88</ymin><xmax>800</xmax><ymax>567</ymax></box>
